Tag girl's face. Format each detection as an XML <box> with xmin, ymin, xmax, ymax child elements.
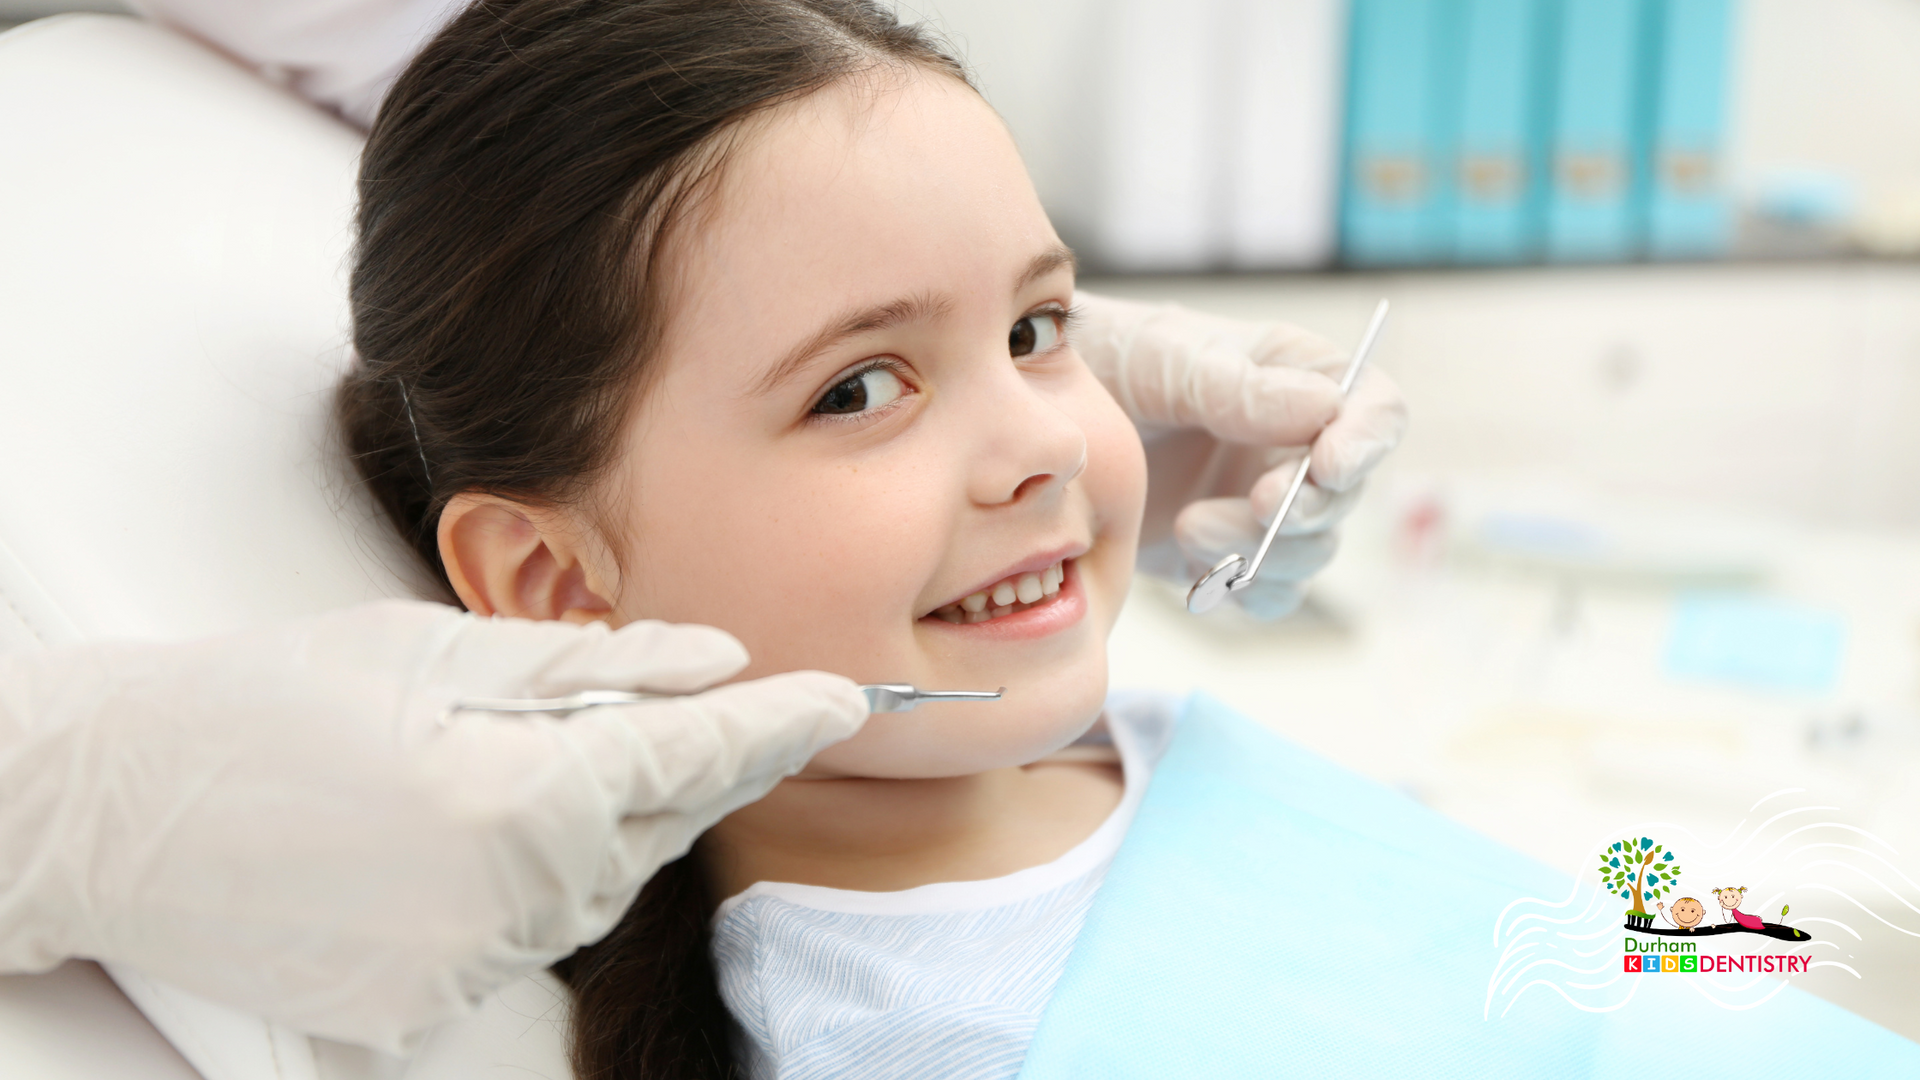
<box><xmin>598</xmin><ymin>70</ymin><xmax>1146</xmax><ymax>778</ymax></box>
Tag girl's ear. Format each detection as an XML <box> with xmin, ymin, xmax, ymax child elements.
<box><xmin>438</xmin><ymin>491</ymin><xmax>617</xmax><ymax>623</ymax></box>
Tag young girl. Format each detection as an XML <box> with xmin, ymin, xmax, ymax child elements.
<box><xmin>339</xmin><ymin>1</ymin><xmax>1160</xmax><ymax>1075</ymax></box>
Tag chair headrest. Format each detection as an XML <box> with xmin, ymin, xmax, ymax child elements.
<box><xmin>0</xmin><ymin>13</ymin><xmax>442</xmax><ymax>651</ymax></box>
<box><xmin>0</xmin><ymin>18</ymin><xmax>482</xmax><ymax>1080</ymax></box>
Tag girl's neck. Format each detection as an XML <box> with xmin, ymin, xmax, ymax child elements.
<box><xmin>701</xmin><ymin>760</ymin><xmax>1123</xmax><ymax>901</ymax></box>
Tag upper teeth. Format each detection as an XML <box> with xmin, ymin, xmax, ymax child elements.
<box><xmin>933</xmin><ymin>561</ymin><xmax>1066</xmax><ymax>624</ymax></box>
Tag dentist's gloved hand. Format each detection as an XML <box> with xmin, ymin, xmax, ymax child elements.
<box><xmin>0</xmin><ymin>599</ymin><xmax>865</xmax><ymax>1053</ymax></box>
<box><xmin>1074</xmin><ymin>291</ymin><xmax>1409</xmax><ymax>619</ymax></box>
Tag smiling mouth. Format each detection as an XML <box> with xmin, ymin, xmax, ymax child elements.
<box><xmin>927</xmin><ymin>559</ymin><xmax>1069</xmax><ymax>624</ymax></box>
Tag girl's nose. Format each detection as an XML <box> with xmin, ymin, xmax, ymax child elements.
<box><xmin>964</xmin><ymin>366</ymin><xmax>1087</xmax><ymax>509</ymax></box>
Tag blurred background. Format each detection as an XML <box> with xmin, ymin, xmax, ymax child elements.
<box><xmin>937</xmin><ymin>0</ymin><xmax>1920</xmax><ymax>1037</ymax></box>
<box><xmin>916</xmin><ymin>0</ymin><xmax>1920</xmax><ymax>270</ymax></box>
<box><xmin>5</xmin><ymin>0</ymin><xmax>1917</xmax><ymax>1040</ymax></box>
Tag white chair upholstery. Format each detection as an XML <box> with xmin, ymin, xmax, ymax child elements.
<box><xmin>0</xmin><ymin>15</ymin><xmax>571</xmax><ymax>1080</ymax></box>
<box><xmin>0</xmin><ymin>13</ymin><xmax>434</xmax><ymax>650</ymax></box>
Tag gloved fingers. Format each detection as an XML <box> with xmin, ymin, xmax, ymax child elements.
<box><xmin>1162</xmin><ymin>345</ymin><xmax>1343</xmax><ymax>446</ymax></box>
<box><xmin>568</xmin><ymin>669</ymin><xmax>867</xmax><ymax>818</ymax></box>
<box><xmin>1173</xmin><ymin>498</ymin><xmax>1340</xmax><ymax>579</ymax></box>
<box><xmin>437</xmin><ymin>615</ymin><xmax>750</xmax><ymax>698</ymax></box>
<box><xmin>1168</xmin><ymin>499</ymin><xmax>1325</xmax><ymax>622</ymax></box>
<box><xmin>1072</xmin><ymin>294</ymin><xmax>1345</xmax><ymax>444</ymax></box>
<box><xmin>1308</xmin><ymin>366</ymin><xmax>1408</xmax><ymax>493</ymax></box>
<box><xmin>583</xmin><ymin>811</ymin><xmax>706</xmax><ymax>923</ymax></box>
<box><xmin>1244</xmin><ymin>318</ymin><xmax>1348</xmax><ymax>378</ymax></box>
<box><xmin>1246</xmin><ymin>464</ymin><xmax>1366</xmax><ymax>535</ymax></box>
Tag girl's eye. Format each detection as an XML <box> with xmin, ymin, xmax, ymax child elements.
<box><xmin>812</xmin><ymin>364</ymin><xmax>906</xmax><ymax>416</ymax></box>
<box><xmin>1009</xmin><ymin>311</ymin><xmax>1063</xmax><ymax>358</ymax></box>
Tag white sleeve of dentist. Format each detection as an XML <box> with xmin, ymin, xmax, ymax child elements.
<box><xmin>0</xmin><ymin>600</ymin><xmax>866</xmax><ymax>1053</ymax></box>
<box><xmin>121</xmin><ymin>0</ymin><xmax>464</xmax><ymax>128</ymax></box>
<box><xmin>1072</xmin><ymin>291</ymin><xmax>1409</xmax><ymax>619</ymax></box>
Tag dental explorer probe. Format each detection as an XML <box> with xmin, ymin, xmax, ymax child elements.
<box><xmin>451</xmin><ymin>684</ymin><xmax>1006</xmax><ymax>718</ymax></box>
<box><xmin>1185</xmin><ymin>298</ymin><xmax>1391</xmax><ymax>615</ymax></box>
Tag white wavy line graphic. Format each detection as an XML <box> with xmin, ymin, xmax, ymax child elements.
<box><xmin>1798</xmin><ymin>884</ymin><xmax>1920</xmax><ymax>937</ymax></box>
<box><xmin>1492</xmin><ymin>880</ymin><xmax>1605</xmax><ymax>943</ymax></box>
<box><xmin>1795</xmin><ymin>860</ymin><xmax>1920</xmax><ymax>918</ymax></box>
<box><xmin>1750</xmin><ymin>821</ymin><xmax>1899</xmax><ymax>867</ymax></box>
<box><xmin>1792</xmin><ymin>916</ymin><xmax>1861</xmax><ymax>940</ymax></box>
<box><xmin>1790</xmin><ymin>843</ymin><xmax>1920</xmax><ymax>896</ymax></box>
<box><xmin>1723</xmin><ymin>806</ymin><xmax>1845</xmax><ymax>863</ymax></box>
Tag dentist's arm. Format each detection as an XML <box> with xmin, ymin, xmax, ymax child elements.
<box><xmin>121</xmin><ymin>0</ymin><xmax>464</xmax><ymax>127</ymax></box>
<box><xmin>1073</xmin><ymin>292</ymin><xmax>1409</xmax><ymax>619</ymax></box>
<box><xmin>0</xmin><ymin>600</ymin><xmax>865</xmax><ymax>1053</ymax></box>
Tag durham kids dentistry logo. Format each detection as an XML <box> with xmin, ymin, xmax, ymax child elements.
<box><xmin>1599</xmin><ymin>836</ymin><xmax>1812</xmax><ymax>976</ymax></box>
<box><xmin>1484</xmin><ymin>790</ymin><xmax>1918</xmax><ymax>1017</ymax></box>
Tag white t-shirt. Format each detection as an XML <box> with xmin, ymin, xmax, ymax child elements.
<box><xmin>709</xmin><ymin>692</ymin><xmax>1178</xmax><ymax>1080</ymax></box>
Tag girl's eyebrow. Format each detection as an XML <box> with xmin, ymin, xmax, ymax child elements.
<box><xmin>1018</xmin><ymin>245</ymin><xmax>1077</xmax><ymax>291</ymax></box>
<box><xmin>755</xmin><ymin>291</ymin><xmax>950</xmax><ymax>396</ymax></box>
<box><xmin>754</xmin><ymin>246</ymin><xmax>1077</xmax><ymax>397</ymax></box>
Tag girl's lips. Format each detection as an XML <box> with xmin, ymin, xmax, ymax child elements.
<box><xmin>930</xmin><ymin>541</ymin><xmax>1090</xmax><ymax>614</ymax></box>
<box><xmin>917</xmin><ymin>559</ymin><xmax>1087</xmax><ymax>641</ymax></box>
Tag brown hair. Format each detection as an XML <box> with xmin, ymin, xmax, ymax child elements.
<box><xmin>335</xmin><ymin>1</ymin><xmax>968</xmax><ymax>1075</ymax></box>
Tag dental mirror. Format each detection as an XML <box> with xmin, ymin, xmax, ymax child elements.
<box><xmin>1186</xmin><ymin>298</ymin><xmax>1391</xmax><ymax>615</ymax></box>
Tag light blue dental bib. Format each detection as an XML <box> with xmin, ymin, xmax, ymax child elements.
<box><xmin>1019</xmin><ymin>695</ymin><xmax>1920</xmax><ymax>1078</ymax></box>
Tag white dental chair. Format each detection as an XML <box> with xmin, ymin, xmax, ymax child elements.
<box><xmin>0</xmin><ymin>15</ymin><xmax>575</xmax><ymax>1080</ymax></box>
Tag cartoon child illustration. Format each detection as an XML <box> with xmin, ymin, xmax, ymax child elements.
<box><xmin>1714</xmin><ymin>886</ymin><xmax>1765</xmax><ymax>930</ymax></box>
<box><xmin>1657</xmin><ymin>896</ymin><xmax>1707</xmax><ymax>932</ymax></box>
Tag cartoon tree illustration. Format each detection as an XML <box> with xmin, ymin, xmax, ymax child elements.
<box><xmin>1598</xmin><ymin>837</ymin><xmax>1682</xmax><ymax>916</ymax></box>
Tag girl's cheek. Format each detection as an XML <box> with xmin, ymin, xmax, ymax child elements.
<box><xmin>1079</xmin><ymin>387</ymin><xmax>1149</xmax><ymax>537</ymax></box>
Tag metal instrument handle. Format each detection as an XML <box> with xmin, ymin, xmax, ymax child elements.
<box><xmin>448</xmin><ymin>684</ymin><xmax>1006</xmax><ymax>718</ymax></box>
<box><xmin>1231</xmin><ymin>298</ymin><xmax>1390</xmax><ymax>591</ymax></box>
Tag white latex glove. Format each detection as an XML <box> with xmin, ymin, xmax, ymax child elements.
<box><xmin>1074</xmin><ymin>291</ymin><xmax>1409</xmax><ymax>618</ymax></box>
<box><xmin>0</xmin><ymin>599</ymin><xmax>865</xmax><ymax>1053</ymax></box>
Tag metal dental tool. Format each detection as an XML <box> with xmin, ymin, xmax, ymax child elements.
<box><xmin>450</xmin><ymin>683</ymin><xmax>1006</xmax><ymax>718</ymax></box>
<box><xmin>1185</xmin><ymin>298</ymin><xmax>1391</xmax><ymax>616</ymax></box>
